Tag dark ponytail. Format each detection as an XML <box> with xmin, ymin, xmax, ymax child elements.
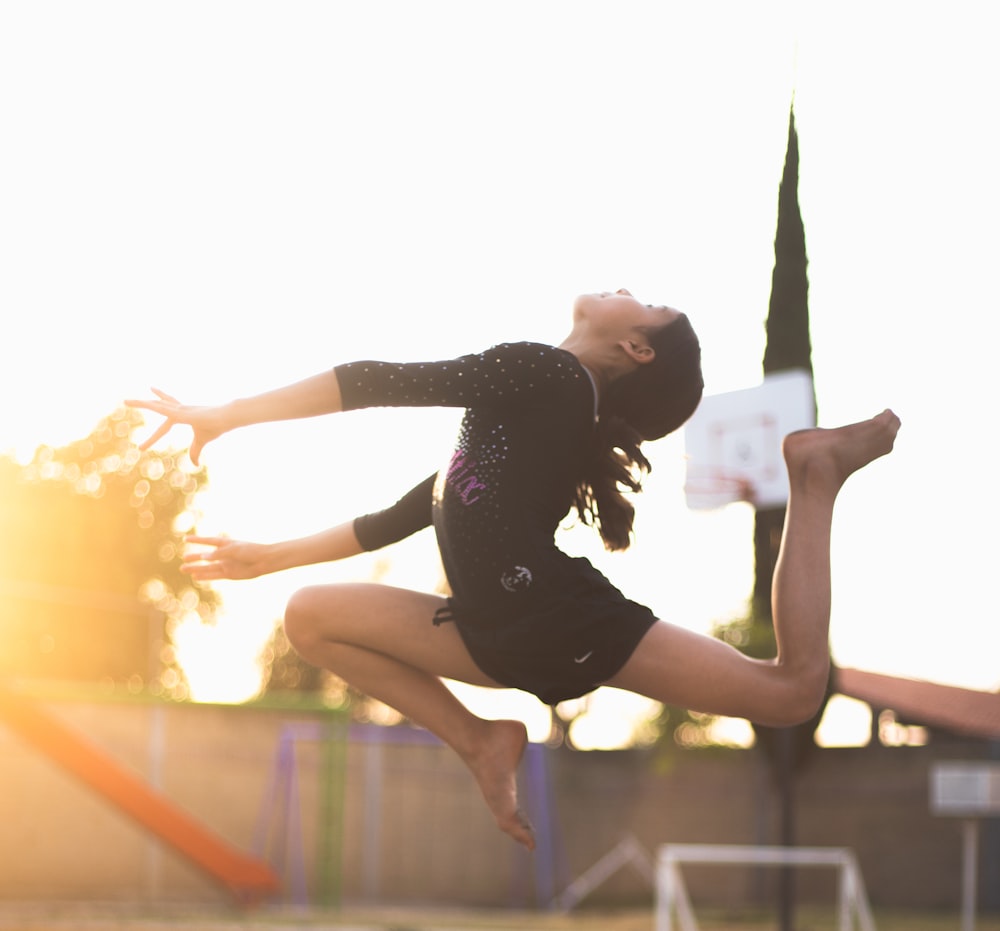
<box><xmin>573</xmin><ymin>313</ymin><xmax>703</xmax><ymax>551</ymax></box>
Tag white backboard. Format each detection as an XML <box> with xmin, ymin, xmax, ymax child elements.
<box><xmin>684</xmin><ymin>369</ymin><xmax>815</xmax><ymax>510</ymax></box>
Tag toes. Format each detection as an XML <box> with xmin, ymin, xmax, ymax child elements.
<box><xmin>510</xmin><ymin>810</ymin><xmax>536</xmax><ymax>850</ymax></box>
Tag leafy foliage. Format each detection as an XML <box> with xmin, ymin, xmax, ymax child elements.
<box><xmin>753</xmin><ymin>105</ymin><xmax>829</xmax><ymax>775</ymax></box>
<box><xmin>763</xmin><ymin>107</ymin><xmax>812</xmax><ymax>380</ymax></box>
<box><xmin>258</xmin><ymin>620</ymin><xmax>405</xmax><ymax>725</ymax></box>
<box><xmin>645</xmin><ymin>611</ymin><xmax>778</xmax><ymax>757</ymax></box>
<box><xmin>258</xmin><ymin>621</ymin><xmax>327</xmax><ymax>695</ymax></box>
<box><xmin>651</xmin><ymin>108</ymin><xmax>824</xmax><ymax>760</ymax></box>
<box><xmin>257</xmin><ymin>554</ymin><xmax>407</xmax><ymax>725</ymax></box>
<box><xmin>0</xmin><ymin>408</ymin><xmax>213</xmax><ymax>695</ymax></box>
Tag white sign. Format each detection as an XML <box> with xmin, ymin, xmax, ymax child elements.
<box><xmin>931</xmin><ymin>762</ymin><xmax>1000</xmax><ymax>817</ymax></box>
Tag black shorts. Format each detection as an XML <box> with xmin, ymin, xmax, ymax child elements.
<box><xmin>438</xmin><ymin>561</ymin><xmax>658</xmax><ymax>706</ymax></box>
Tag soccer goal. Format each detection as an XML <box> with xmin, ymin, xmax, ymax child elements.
<box><xmin>655</xmin><ymin>844</ymin><xmax>876</xmax><ymax>931</ymax></box>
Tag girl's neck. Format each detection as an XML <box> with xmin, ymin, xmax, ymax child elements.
<box><xmin>558</xmin><ymin>332</ymin><xmax>632</xmax><ymax>397</ymax></box>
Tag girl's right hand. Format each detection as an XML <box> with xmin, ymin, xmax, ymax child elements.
<box><xmin>182</xmin><ymin>536</ymin><xmax>272</xmax><ymax>581</ymax></box>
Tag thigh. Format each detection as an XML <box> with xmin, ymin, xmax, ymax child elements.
<box><xmin>603</xmin><ymin>620</ymin><xmax>793</xmax><ymax>725</ymax></box>
<box><xmin>285</xmin><ymin>582</ymin><xmax>504</xmax><ymax>689</ymax></box>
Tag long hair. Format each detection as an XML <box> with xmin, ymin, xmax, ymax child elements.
<box><xmin>573</xmin><ymin>313</ymin><xmax>703</xmax><ymax>551</ymax></box>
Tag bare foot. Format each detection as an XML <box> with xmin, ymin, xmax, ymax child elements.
<box><xmin>783</xmin><ymin>409</ymin><xmax>901</xmax><ymax>496</ymax></box>
<box><xmin>465</xmin><ymin>719</ymin><xmax>535</xmax><ymax>850</ymax></box>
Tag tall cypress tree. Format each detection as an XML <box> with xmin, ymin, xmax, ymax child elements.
<box><xmin>753</xmin><ymin>104</ymin><xmax>821</xmax><ymax>931</ymax></box>
<box><xmin>754</xmin><ymin>105</ymin><xmax>814</xmax><ymax>618</ymax></box>
<box><xmin>762</xmin><ymin>107</ymin><xmax>813</xmax><ymax>378</ymax></box>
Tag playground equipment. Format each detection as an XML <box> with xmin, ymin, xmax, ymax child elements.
<box><xmin>0</xmin><ymin>681</ymin><xmax>280</xmax><ymax>902</ymax></box>
<box><xmin>655</xmin><ymin>844</ymin><xmax>875</xmax><ymax>931</ymax></box>
<box><xmin>253</xmin><ymin>719</ymin><xmax>347</xmax><ymax>906</ymax></box>
<box><xmin>552</xmin><ymin>834</ymin><xmax>654</xmax><ymax>911</ymax></box>
<box><xmin>259</xmin><ymin>722</ymin><xmax>569</xmax><ymax>908</ymax></box>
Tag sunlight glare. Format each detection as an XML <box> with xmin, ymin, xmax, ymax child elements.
<box><xmin>445</xmin><ymin>681</ymin><xmax>552</xmax><ymax>743</ymax></box>
<box><xmin>706</xmin><ymin>716</ymin><xmax>756</xmax><ymax>749</ymax></box>
<box><xmin>815</xmin><ymin>695</ymin><xmax>872</xmax><ymax>748</ymax></box>
<box><xmin>171</xmin><ymin>612</ymin><xmax>264</xmax><ymax>704</ymax></box>
<box><xmin>3</xmin><ymin>2</ymin><xmax>997</xmax><ymax>747</ymax></box>
<box><xmin>877</xmin><ymin>710</ymin><xmax>929</xmax><ymax>748</ymax></box>
<box><xmin>566</xmin><ymin>689</ymin><xmax>663</xmax><ymax>751</ymax></box>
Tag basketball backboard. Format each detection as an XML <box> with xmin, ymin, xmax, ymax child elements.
<box><xmin>683</xmin><ymin>369</ymin><xmax>815</xmax><ymax>510</ymax></box>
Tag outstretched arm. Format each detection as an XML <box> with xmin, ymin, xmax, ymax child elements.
<box><xmin>127</xmin><ymin>370</ymin><xmax>343</xmax><ymax>464</ymax></box>
<box><xmin>130</xmin><ymin>343</ymin><xmax>549</xmax><ymax>464</ymax></box>
<box><xmin>183</xmin><ymin>473</ymin><xmax>437</xmax><ymax>582</ymax></box>
<box><xmin>182</xmin><ymin>522</ymin><xmax>364</xmax><ymax>582</ymax></box>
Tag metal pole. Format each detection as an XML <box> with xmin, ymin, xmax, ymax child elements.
<box><xmin>362</xmin><ymin>737</ymin><xmax>383</xmax><ymax>902</ymax></box>
<box><xmin>145</xmin><ymin>703</ymin><xmax>166</xmax><ymax>900</ymax></box>
<box><xmin>777</xmin><ymin>727</ymin><xmax>796</xmax><ymax>931</ymax></box>
<box><xmin>962</xmin><ymin>819</ymin><xmax>980</xmax><ymax>931</ymax></box>
<box><xmin>317</xmin><ymin>719</ymin><xmax>347</xmax><ymax>908</ymax></box>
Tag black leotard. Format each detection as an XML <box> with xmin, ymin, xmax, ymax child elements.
<box><xmin>338</xmin><ymin>342</ymin><xmax>656</xmax><ymax>704</ymax></box>
<box><xmin>353</xmin><ymin>473</ymin><xmax>436</xmax><ymax>552</ymax></box>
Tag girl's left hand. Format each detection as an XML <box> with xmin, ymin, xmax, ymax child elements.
<box><xmin>127</xmin><ymin>389</ymin><xmax>230</xmax><ymax>465</ymax></box>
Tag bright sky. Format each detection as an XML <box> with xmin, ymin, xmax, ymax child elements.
<box><xmin>3</xmin><ymin>2</ymin><xmax>997</xmax><ymax>748</ymax></box>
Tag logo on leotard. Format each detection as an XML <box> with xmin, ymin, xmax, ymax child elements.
<box><xmin>445</xmin><ymin>452</ymin><xmax>487</xmax><ymax>506</ymax></box>
<box><xmin>500</xmin><ymin>566</ymin><xmax>533</xmax><ymax>593</ymax></box>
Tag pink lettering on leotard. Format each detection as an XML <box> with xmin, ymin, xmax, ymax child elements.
<box><xmin>445</xmin><ymin>452</ymin><xmax>487</xmax><ymax>505</ymax></box>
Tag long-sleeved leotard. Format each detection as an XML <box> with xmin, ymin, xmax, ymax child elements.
<box><xmin>354</xmin><ymin>473</ymin><xmax>435</xmax><ymax>552</ymax></box>
<box><xmin>336</xmin><ymin>342</ymin><xmax>656</xmax><ymax>705</ymax></box>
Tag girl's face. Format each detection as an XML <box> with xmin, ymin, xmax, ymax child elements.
<box><xmin>574</xmin><ymin>288</ymin><xmax>680</xmax><ymax>333</ymax></box>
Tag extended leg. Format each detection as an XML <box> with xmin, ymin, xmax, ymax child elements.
<box><xmin>283</xmin><ymin>582</ymin><xmax>536</xmax><ymax>848</ymax></box>
<box><xmin>606</xmin><ymin>410</ymin><xmax>900</xmax><ymax>727</ymax></box>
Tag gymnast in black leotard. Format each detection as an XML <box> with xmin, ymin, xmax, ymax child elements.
<box><xmin>339</xmin><ymin>342</ymin><xmax>663</xmax><ymax>705</ymax></box>
<box><xmin>131</xmin><ymin>288</ymin><xmax>900</xmax><ymax>850</ymax></box>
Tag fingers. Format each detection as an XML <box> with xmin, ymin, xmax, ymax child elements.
<box><xmin>126</xmin><ymin>391</ymin><xmax>180</xmax><ymax>452</ymax></box>
<box><xmin>180</xmin><ymin>546</ymin><xmax>228</xmax><ymax>580</ymax></box>
<box><xmin>181</xmin><ymin>552</ymin><xmax>218</xmax><ymax>567</ymax></box>
<box><xmin>182</xmin><ymin>536</ymin><xmax>229</xmax><ymax>562</ymax></box>
<box><xmin>185</xmin><ymin>535</ymin><xmax>230</xmax><ymax>547</ymax></box>
<box><xmin>125</xmin><ymin>390</ymin><xmax>178</xmax><ymax>416</ymax></box>
<box><xmin>126</xmin><ymin>390</ymin><xmax>219</xmax><ymax>466</ymax></box>
<box><xmin>181</xmin><ymin>560</ymin><xmax>221</xmax><ymax>573</ymax></box>
<box><xmin>139</xmin><ymin>419</ymin><xmax>174</xmax><ymax>452</ymax></box>
<box><xmin>181</xmin><ymin>563</ymin><xmax>226</xmax><ymax>581</ymax></box>
<box><xmin>178</xmin><ymin>536</ymin><xmax>260</xmax><ymax>582</ymax></box>
<box><xmin>124</xmin><ymin>399</ymin><xmax>156</xmax><ymax>412</ymax></box>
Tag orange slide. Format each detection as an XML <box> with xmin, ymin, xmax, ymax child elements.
<box><xmin>0</xmin><ymin>682</ymin><xmax>280</xmax><ymax>902</ymax></box>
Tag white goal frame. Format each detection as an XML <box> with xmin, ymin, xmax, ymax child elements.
<box><xmin>656</xmin><ymin>844</ymin><xmax>876</xmax><ymax>931</ymax></box>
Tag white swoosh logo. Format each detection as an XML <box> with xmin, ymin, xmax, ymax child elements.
<box><xmin>574</xmin><ymin>651</ymin><xmax>593</xmax><ymax>664</ymax></box>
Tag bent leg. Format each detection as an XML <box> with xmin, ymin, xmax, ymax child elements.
<box><xmin>283</xmin><ymin>582</ymin><xmax>535</xmax><ymax>848</ymax></box>
<box><xmin>607</xmin><ymin>410</ymin><xmax>900</xmax><ymax>727</ymax></box>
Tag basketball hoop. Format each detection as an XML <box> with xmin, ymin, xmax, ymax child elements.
<box><xmin>684</xmin><ymin>471</ymin><xmax>756</xmax><ymax>511</ymax></box>
<box><xmin>683</xmin><ymin>370</ymin><xmax>815</xmax><ymax>512</ymax></box>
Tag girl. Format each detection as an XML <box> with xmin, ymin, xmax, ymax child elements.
<box><xmin>130</xmin><ymin>289</ymin><xmax>900</xmax><ymax>849</ymax></box>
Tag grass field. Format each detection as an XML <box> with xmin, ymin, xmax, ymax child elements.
<box><xmin>1</xmin><ymin>904</ymin><xmax>998</xmax><ymax>931</ymax></box>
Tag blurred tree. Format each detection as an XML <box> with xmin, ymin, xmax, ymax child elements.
<box><xmin>750</xmin><ymin>102</ymin><xmax>821</xmax><ymax>931</ymax></box>
<box><xmin>258</xmin><ymin>620</ymin><xmax>403</xmax><ymax>725</ymax></box>
<box><xmin>752</xmin><ymin>103</ymin><xmax>826</xmax><ymax>763</ymax></box>
<box><xmin>0</xmin><ymin>408</ymin><xmax>213</xmax><ymax>696</ymax></box>
<box><xmin>257</xmin><ymin>555</ymin><xmax>404</xmax><ymax>725</ymax></box>
<box><xmin>702</xmin><ymin>106</ymin><xmax>827</xmax><ymax>757</ymax></box>
<box><xmin>258</xmin><ymin>621</ymin><xmax>327</xmax><ymax>695</ymax></box>
<box><xmin>649</xmin><ymin>108</ymin><xmax>824</xmax><ymax>762</ymax></box>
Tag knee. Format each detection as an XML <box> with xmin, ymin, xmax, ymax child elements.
<box><xmin>283</xmin><ymin>585</ymin><xmax>334</xmax><ymax>661</ymax></box>
<box><xmin>777</xmin><ymin>663</ymin><xmax>830</xmax><ymax>727</ymax></box>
